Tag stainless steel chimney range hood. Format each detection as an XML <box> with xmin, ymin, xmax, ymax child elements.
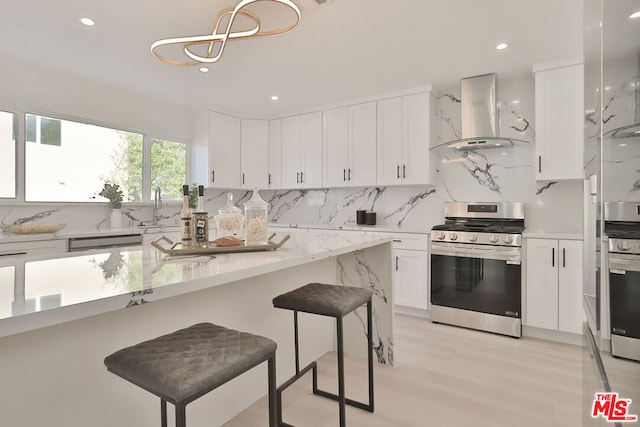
<box><xmin>434</xmin><ymin>73</ymin><xmax>530</xmax><ymax>151</ymax></box>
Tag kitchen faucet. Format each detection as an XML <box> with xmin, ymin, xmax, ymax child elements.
<box><xmin>153</xmin><ymin>187</ymin><xmax>162</xmax><ymax>226</ymax></box>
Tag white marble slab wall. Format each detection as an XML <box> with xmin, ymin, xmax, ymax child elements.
<box><xmin>602</xmin><ymin>57</ymin><xmax>640</xmax><ymax>203</ymax></box>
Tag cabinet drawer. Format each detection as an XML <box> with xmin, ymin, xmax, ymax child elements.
<box><xmin>367</xmin><ymin>232</ymin><xmax>428</xmax><ymax>251</ymax></box>
<box><xmin>0</xmin><ymin>239</ymin><xmax>67</xmax><ymax>256</ymax></box>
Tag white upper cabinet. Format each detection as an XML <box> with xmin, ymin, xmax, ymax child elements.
<box><xmin>377</xmin><ymin>90</ymin><xmax>435</xmax><ymax>186</ymax></box>
<box><xmin>533</xmin><ymin>58</ymin><xmax>584</xmax><ymax>181</ymax></box>
<box><xmin>193</xmin><ymin>110</ymin><xmax>241</xmax><ymax>188</ymax></box>
<box><xmin>268</xmin><ymin>119</ymin><xmax>282</xmax><ymax>189</ymax></box>
<box><xmin>323</xmin><ymin>102</ymin><xmax>377</xmax><ymax>188</ymax></box>
<box><xmin>240</xmin><ymin>119</ymin><xmax>269</xmax><ymax>189</ymax></box>
<box><xmin>281</xmin><ymin>112</ymin><xmax>322</xmax><ymax>189</ymax></box>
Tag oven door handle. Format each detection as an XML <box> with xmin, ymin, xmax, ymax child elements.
<box><xmin>431</xmin><ymin>243</ymin><xmax>521</xmax><ymax>262</ymax></box>
<box><xmin>609</xmin><ymin>254</ymin><xmax>640</xmax><ymax>273</ymax></box>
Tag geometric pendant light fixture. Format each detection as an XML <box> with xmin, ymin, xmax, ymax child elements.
<box><xmin>151</xmin><ymin>0</ymin><xmax>301</xmax><ymax>66</ymax></box>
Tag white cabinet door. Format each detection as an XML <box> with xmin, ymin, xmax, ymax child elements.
<box><xmin>402</xmin><ymin>92</ymin><xmax>433</xmax><ymax>185</ymax></box>
<box><xmin>208</xmin><ymin>111</ymin><xmax>241</xmax><ymax>188</ymax></box>
<box><xmin>323</xmin><ymin>107</ymin><xmax>349</xmax><ymax>187</ymax></box>
<box><xmin>349</xmin><ymin>102</ymin><xmax>377</xmax><ymax>187</ymax></box>
<box><xmin>525</xmin><ymin>238</ymin><xmax>559</xmax><ymax>330</ymax></box>
<box><xmin>558</xmin><ymin>239</ymin><xmax>584</xmax><ymax>334</ymax></box>
<box><xmin>534</xmin><ymin>60</ymin><xmax>584</xmax><ymax>180</ymax></box>
<box><xmin>281</xmin><ymin>113</ymin><xmax>322</xmax><ymax>189</ymax></box>
<box><xmin>377</xmin><ymin>97</ymin><xmax>403</xmax><ymax>186</ymax></box>
<box><xmin>394</xmin><ymin>248</ymin><xmax>428</xmax><ymax>309</ymax></box>
<box><xmin>323</xmin><ymin>102</ymin><xmax>376</xmax><ymax>188</ymax></box>
<box><xmin>377</xmin><ymin>92</ymin><xmax>435</xmax><ymax>186</ymax></box>
<box><xmin>300</xmin><ymin>112</ymin><xmax>323</xmax><ymax>188</ymax></box>
<box><xmin>241</xmin><ymin>119</ymin><xmax>269</xmax><ymax>190</ymax></box>
<box><xmin>268</xmin><ymin>119</ymin><xmax>282</xmax><ymax>189</ymax></box>
<box><xmin>526</xmin><ymin>237</ymin><xmax>584</xmax><ymax>334</ymax></box>
<box><xmin>281</xmin><ymin>115</ymin><xmax>303</xmax><ymax>188</ymax></box>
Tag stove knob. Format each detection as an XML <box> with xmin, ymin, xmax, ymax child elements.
<box><xmin>437</xmin><ymin>231</ymin><xmax>446</xmax><ymax>240</ymax></box>
<box><xmin>489</xmin><ymin>234</ymin><xmax>499</xmax><ymax>244</ymax></box>
<box><xmin>503</xmin><ymin>235</ymin><xmax>513</xmax><ymax>245</ymax></box>
<box><xmin>468</xmin><ymin>233</ymin><xmax>478</xmax><ymax>242</ymax></box>
<box><xmin>617</xmin><ymin>240</ymin><xmax>631</xmax><ymax>251</ymax></box>
<box><xmin>449</xmin><ymin>233</ymin><xmax>458</xmax><ymax>241</ymax></box>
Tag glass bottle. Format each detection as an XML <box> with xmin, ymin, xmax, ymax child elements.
<box><xmin>244</xmin><ymin>188</ymin><xmax>269</xmax><ymax>246</ymax></box>
<box><xmin>192</xmin><ymin>185</ymin><xmax>209</xmax><ymax>248</ymax></box>
<box><xmin>180</xmin><ymin>184</ymin><xmax>193</xmax><ymax>247</ymax></box>
<box><xmin>214</xmin><ymin>192</ymin><xmax>244</xmax><ymax>238</ymax></box>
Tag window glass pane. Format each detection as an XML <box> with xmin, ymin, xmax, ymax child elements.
<box><xmin>26</xmin><ymin>114</ymin><xmax>36</xmax><ymax>143</ymax></box>
<box><xmin>150</xmin><ymin>138</ymin><xmax>187</xmax><ymax>201</ymax></box>
<box><xmin>25</xmin><ymin>114</ymin><xmax>143</xmax><ymax>203</ymax></box>
<box><xmin>0</xmin><ymin>111</ymin><xmax>16</xmax><ymax>198</ymax></box>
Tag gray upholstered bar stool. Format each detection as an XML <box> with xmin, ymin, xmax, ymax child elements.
<box><xmin>273</xmin><ymin>283</ymin><xmax>374</xmax><ymax>427</ymax></box>
<box><xmin>104</xmin><ymin>322</ymin><xmax>277</xmax><ymax>427</ymax></box>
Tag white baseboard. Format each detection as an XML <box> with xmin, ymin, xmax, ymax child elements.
<box><xmin>394</xmin><ymin>305</ymin><xmax>430</xmax><ymax>318</ymax></box>
<box><xmin>522</xmin><ymin>325</ymin><xmax>583</xmax><ymax>346</ymax></box>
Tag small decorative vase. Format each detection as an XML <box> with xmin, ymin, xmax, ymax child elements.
<box><xmin>110</xmin><ymin>208</ymin><xmax>122</xmax><ymax>229</ymax></box>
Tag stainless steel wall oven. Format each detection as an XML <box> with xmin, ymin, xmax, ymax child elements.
<box><xmin>430</xmin><ymin>202</ymin><xmax>524</xmax><ymax>337</ymax></box>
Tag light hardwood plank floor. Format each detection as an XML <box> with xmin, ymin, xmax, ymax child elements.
<box><xmin>225</xmin><ymin>314</ymin><xmax>583</xmax><ymax>427</ymax></box>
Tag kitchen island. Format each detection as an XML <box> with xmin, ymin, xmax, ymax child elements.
<box><xmin>0</xmin><ymin>231</ymin><xmax>393</xmax><ymax>427</ymax></box>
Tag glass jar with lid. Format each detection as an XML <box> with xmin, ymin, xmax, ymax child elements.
<box><xmin>244</xmin><ymin>188</ymin><xmax>269</xmax><ymax>245</ymax></box>
<box><xmin>214</xmin><ymin>193</ymin><xmax>244</xmax><ymax>238</ymax></box>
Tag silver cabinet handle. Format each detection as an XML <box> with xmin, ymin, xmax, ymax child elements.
<box><xmin>552</xmin><ymin>247</ymin><xmax>555</xmax><ymax>267</ymax></box>
<box><xmin>395</xmin><ymin>255</ymin><xmax>399</xmax><ymax>271</ymax></box>
<box><xmin>343</xmin><ymin>168</ymin><xmax>346</xmax><ymax>181</ymax></box>
<box><xmin>348</xmin><ymin>168</ymin><xmax>351</xmax><ymax>180</ymax></box>
<box><xmin>296</xmin><ymin>172</ymin><xmax>300</xmax><ymax>183</ymax></box>
<box><xmin>538</xmin><ymin>156</ymin><xmax>542</xmax><ymax>173</ymax></box>
<box><xmin>211</xmin><ymin>170</ymin><xmax>215</xmax><ymax>183</ymax></box>
<box><xmin>563</xmin><ymin>248</ymin><xmax>566</xmax><ymax>268</ymax></box>
<box><xmin>268</xmin><ymin>174</ymin><xmax>272</xmax><ymax>185</ymax></box>
<box><xmin>242</xmin><ymin>173</ymin><xmax>245</xmax><ymax>185</ymax></box>
<box><xmin>300</xmin><ymin>171</ymin><xmax>304</xmax><ymax>183</ymax></box>
<box><xmin>396</xmin><ymin>165</ymin><xmax>400</xmax><ymax>179</ymax></box>
<box><xmin>403</xmin><ymin>164</ymin><xmax>406</xmax><ymax>178</ymax></box>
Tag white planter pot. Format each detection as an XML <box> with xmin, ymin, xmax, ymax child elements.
<box><xmin>110</xmin><ymin>209</ymin><xmax>122</xmax><ymax>229</ymax></box>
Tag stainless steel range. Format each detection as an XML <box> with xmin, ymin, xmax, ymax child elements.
<box><xmin>430</xmin><ymin>202</ymin><xmax>525</xmax><ymax>338</ymax></box>
<box><xmin>605</xmin><ymin>202</ymin><xmax>640</xmax><ymax>362</ymax></box>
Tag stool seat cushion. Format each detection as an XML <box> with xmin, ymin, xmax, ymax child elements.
<box><xmin>273</xmin><ymin>283</ymin><xmax>372</xmax><ymax>318</ymax></box>
<box><xmin>104</xmin><ymin>323</ymin><xmax>277</xmax><ymax>404</ymax></box>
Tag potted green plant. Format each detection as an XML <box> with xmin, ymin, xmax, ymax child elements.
<box><xmin>100</xmin><ymin>181</ymin><xmax>124</xmax><ymax>228</ymax></box>
<box><xmin>99</xmin><ymin>181</ymin><xmax>124</xmax><ymax>209</ymax></box>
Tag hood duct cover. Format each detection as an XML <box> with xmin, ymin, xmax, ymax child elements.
<box><xmin>433</xmin><ymin>73</ymin><xmax>530</xmax><ymax>151</ymax></box>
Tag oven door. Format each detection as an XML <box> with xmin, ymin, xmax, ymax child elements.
<box><xmin>609</xmin><ymin>253</ymin><xmax>640</xmax><ymax>344</ymax></box>
<box><xmin>430</xmin><ymin>242</ymin><xmax>522</xmax><ymax>318</ymax></box>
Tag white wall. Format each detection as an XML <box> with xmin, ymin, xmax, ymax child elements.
<box><xmin>0</xmin><ymin>57</ymin><xmax>194</xmax><ymax>142</ymax></box>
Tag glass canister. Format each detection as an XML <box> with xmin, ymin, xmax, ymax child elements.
<box><xmin>244</xmin><ymin>188</ymin><xmax>269</xmax><ymax>245</ymax></box>
<box><xmin>214</xmin><ymin>193</ymin><xmax>244</xmax><ymax>238</ymax></box>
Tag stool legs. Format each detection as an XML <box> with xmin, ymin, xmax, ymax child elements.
<box><xmin>277</xmin><ymin>300</ymin><xmax>374</xmax><ymax>426</ymax></box>
<box><xmin>161</xmin><ymin>400</ymin><xmax>167</xmax><ymax>427</ymax></box>
<box><xmin>268</xmin><ymin>354</ymin><xmax>277</xmax><ymax>427</ymax></box>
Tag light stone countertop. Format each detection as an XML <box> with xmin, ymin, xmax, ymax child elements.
<box><xmin>0</xmin><ymin>231</ymin><xmax>392</xmax><ymax>337</ymax></box>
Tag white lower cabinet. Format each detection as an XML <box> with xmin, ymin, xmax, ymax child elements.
<box><xmin>525</xmin><ymin>238</ymin><xmax>583</xmax><ymax>334</ymax></box>
<box><xmin>369</xmin><ymin>232</ymin><xmax>428</xmax><ymax>310</ymax></box>
<box><xmin>0</xmin><ymin>239</ymin><xmax>67</xmax><ymax>256</ymax></box>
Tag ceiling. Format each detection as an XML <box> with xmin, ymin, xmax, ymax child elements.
<box><xmin>1</xmin><ymin>0</ymin><xmax>586</xmax><ymax>119</ymax></box>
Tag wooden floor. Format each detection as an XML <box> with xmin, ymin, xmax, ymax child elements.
<box><xmin>225</xmin><ymin>314</ymin><xmax>583</xmax><ymax>427</ymax></box>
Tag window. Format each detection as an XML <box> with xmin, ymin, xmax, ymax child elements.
<box><xmin>0</xmin><ymin>111</ymin><xmax>16</xmax><ymax>198</ymax></box>
<box><xmin>25</xmin><ymin>114</ymin><xmax>143</xmax><ymax>203</ymax></box>
<box><xmin>26</xmin><ymin>115</ymin><xmax>62</xmax><ymax>146</ymax></box>
<box><xmin>150</xmin><ymin>138</ymin><xmax>187</xmax><ymax>201</ymax></box>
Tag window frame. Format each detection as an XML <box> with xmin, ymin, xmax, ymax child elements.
<box><xmin>0</xmin><ymin>110</ymin><xmax>18</xmax><ymax>200</ymax></box>
<box><xmin>0</xmin><ymin>106</ymin><xmax>190</xmax><ymax>206</ymax></box>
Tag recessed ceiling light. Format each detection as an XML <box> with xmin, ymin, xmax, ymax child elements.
<box><xmin>199</xmin><ymin>67</ymin><xmax>210</xmax><ymax>73</ymax></box>
<box><xmin>619</xmin><ymin>143</ymin><xmax>628</xmax><ymax>147</ymax></box>
<box><xmin>604</xmin><ymin>86</ymin><xmax>611</xmax><ymax>91</ymax></box>
<box><xmin>271</xmin><ymin>95</ymin><xmax>279</xmax><ymax>101</ymax></box>
<box><xmin>630</xmin><ymin>11</ymin><xmax>640</xmax><ymax>19</ymax></box>
<box><xmin>496</xmin><ymin>43</ymin><xmax>508</xmax><ymax>50</ymax></box>
<box><xmin>80</xmin><ymin>17</ymin><xmax>95</xmax><ymax>26</ymax></box>
<box><xmin>511</xmin><ymin>99</ymin><xmax>520</xmax><ymax>104</ymax></box>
